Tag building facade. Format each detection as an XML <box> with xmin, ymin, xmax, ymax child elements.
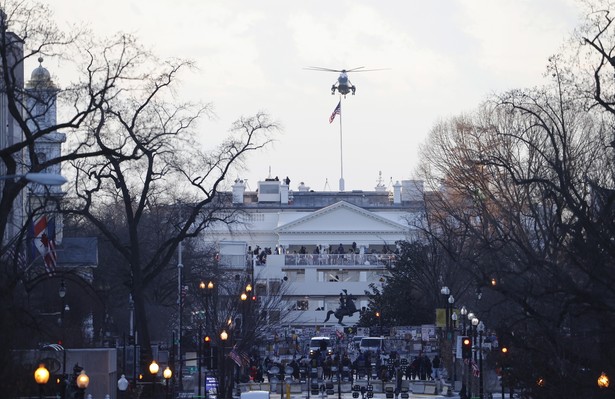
<box><xmin>205</xmin><ymin>177</ymin><xmax>425</xmax><ymax>329</ymax></box>
<box><xmin>0</xmin><ymin>28</ymin><xmax>25</xmax><ymax>244</ymax></box>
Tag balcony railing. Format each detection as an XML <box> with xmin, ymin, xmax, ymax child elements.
<box><xmin>283</xmin><ymin>253</ymin><xmax>396</xmax><ymax>267</ymax></box>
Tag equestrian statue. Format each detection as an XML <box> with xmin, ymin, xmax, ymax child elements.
<box><xmin>324</xmin><ymin>289</ymin><xmax>360</xmax><ymax>325</ymax></box>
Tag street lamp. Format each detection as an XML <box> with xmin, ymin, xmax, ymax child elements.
<box><xmin>440</xmin><ymin>286</ymin><xmax>450</xmax><ymax>331</ymax></box>
<box><xmin>598</xmin><ymin>372</ymin><xmax>610</xmax><ymax>388</ymax></box>
<box><xmin>34</xmin><ymin>364</ymin><xmax>50</xmax><ymax>399</ymax></box>
<box><xmin>470</xmin><ymin>317</ymin><xmax>479</xmax><ymax>399</ymax></box>
<box><xmin>459</xmin><ymin>306</ymin><xmax>468</xmax><ymax>399</ymax></box>
<box><xmin>57</xmin><ymin>280</ymin><xmax>69</xmax><ymax>377</ymax></box>
<box><xmin>58</xmin><ymin>280</ymin><xmax>66</xmax><ymax>298</ymax></box>
<box><xmin>447</xmin><ymin>295</ymin><xmax>454</xmax><ymax>338</ymax></box>
<box><xmin>220</xmin><ymin>330</ymin><xmax>229</xmax><ymax>399</ymax></box>
<box><xmin>375</xmin><ymin>311</ymin><xmax>383</xmax><ymax>335</ymax></box>
<box><xmin>76</xmin><ymin>369</ymin><xmax>90</xmax><ymax>398</ymax></box>
<box><xmin>477</xmin><ymin>321</ymin><xmax>485</xmax><ymax>399</ymax></box>
<box><xmin>150</xmin><ymin>360</ymin><xmax>159</xmax><ymax>398</ymax></box>
<box><xmin>240</xmin><ymin>291</ymin><xmax>248</xmax><ymax>335</ymax></box>
<box><xmin>163</xmin><ymin>367</ymin><xmax>173</xmax><ymax>399</ymax></box>
<box><xmin>118</xmin><ymin>374</ymin><xmax>129</xmax><ymax>399</ymax></box>
<box><xmin>451</xmin><ymin>312</ymin><xmax>458</xmax><ymax>390</ymax></box>
<box><xmin>465</xmin><ymin>312</ymin><xmax>475</xmax><ymax>399</ymax></box>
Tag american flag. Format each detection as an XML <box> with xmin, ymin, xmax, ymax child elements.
<box><xmin>471</xmin><ymin>360</ymin><xmax>480</xmax><ymax>377</ymax></box>
<box><xmin>329</xmin><ymin>101</ymin><xmax>341</xmax><ymax>123</ymax></box>
<box><xmin>228</xmin><ymin>346</ymin><xmax>251</xmax><ymax>367</ymax></box>
<box><xmin>31</xmin><ymin>215</ymin><xmax>57</xmax><ymax>275</ymax></box>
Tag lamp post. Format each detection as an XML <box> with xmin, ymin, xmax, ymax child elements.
<box><xmin>477</xmin><ymin>321</ymin><xmax>485</xmax><ymax>399</ymax></box>
<box><xmin>458</xmin><ymin>306</ymin><xmax>467</xmax><ymax>398</ymax></box>
<box><xmin>470</xmin><ymin>317</ymin><xmax>479</xmax><ymax>399</ymax></box>
<box><xmin>118</xmin><ymin>374</ymin><xmax>129</xmax><ymax>399</ymax></box>
<box><xmin>163</xmin><ymin>367</ymin><xmax>173</xmax><ymax>399</ymax></box>
<box><xmin>466</xmin><ymin>311</ymin><xmax>474</xmax><ymax>399</ymax></box>
<box><xmin>220</xmin><ymin>329</ymin><xmax>229</xmax><ymax>399</ymax></box>
<box><xmin>58</xmin><ymin>280</ymin><xmax>68</xmax><ymax>377</ymax></box>
<box><xmin>451</xmin><ymin>312</ymin><xmax>458</xmax><ymax>391</ymax></box>
<box><xmin>245</xmin><ymin>283</ymin><xmax>253</xmax><ymax>329</ymax></box>
<box><xmin>375</xmin><ymin>311</ymin><xmax>383</xmax><ymax>335</ymax></box>
<box><xmin>177</xmin><ymin>241</ymin><xmax>184</xmax><ymax>392</ymax></box>
<box><xmin>198</xmin><ymin>322</ymin><xmax>203</xmax><ymax>399</ymax></box>
<box><xmin>128</xmin><ymin>294</ymin><xmax>138</xmax><ymax>387</ymax></box>
<box><xmin>440</xmin><ymin>286</ymin><xmax>450</xmax><ymax>332</ymax></box>
<box><xmin>447</xmin><ymin>295</ymin><xmax>454</xmax><ymax>337</ymax></box>
<box><xmin>206</xmin><ymin>281</ymin><xmax>214</xmax><ymax>372</ymax></box>
<box><xmin>240</xmin><ymin>290</ymin><xmax>248</xmax><ymax>343</ymax></box>
<box><xmin>76</xmin><ymin>369</ymin><xmax>90</xmax><ymax>399</ymax></box>
<box><xmin>150</xmin><ymin>360</ymin><xmax>159</xmax><ymax>399</ymax></box>
<box><xmin>34</xmin><ymin>364</ymin><xmax>50</xmax><ymax>399</ymax></box>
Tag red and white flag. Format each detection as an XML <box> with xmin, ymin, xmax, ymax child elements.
<box><xmin>32</xmin><ymin>215</ymin><xmax>57</xmax><ymax>274</ymax></box>
<box><xmin>329</xmin><ymin>101</ymin><xmax>341</xmax><ymax>123</ymax></box>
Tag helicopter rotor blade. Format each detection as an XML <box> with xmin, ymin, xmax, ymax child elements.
<box><xmin>304</xmin><ymin>66</ymin><xmax>344</xmax><ymax>72</ymax></box>
<box><xmin>348</xmin><ymin>68</ymin><xmax>390</xmax><ymax>73</ymax></box>
<box><xmin>305</xmin><ymin>66</ymin><xmax>389</xmax><ymax>73</ymax></box>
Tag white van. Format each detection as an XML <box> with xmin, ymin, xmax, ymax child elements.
<box><xmin>241</xmin><ymin>391</ymin><xmax>270</xmax><ymax>399</ymax></box>
<box><xmin>359</xmin><ymin>337</ymin><xmax>386</xmax><ymax>354</ymax></box>
<box><xmin>309</xmin><ymin>336</ymin><xmax>333</xmax><ymax>356</ymax></box>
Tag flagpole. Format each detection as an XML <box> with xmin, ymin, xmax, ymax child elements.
<box><xmin>338</xmin><ymin>95</ymin><xmax>344</xmax><ymax>192</ymax></box>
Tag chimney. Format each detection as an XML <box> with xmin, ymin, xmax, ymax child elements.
<box><xmin>232</xmin><ymin>179</ymin><xmax>246</xmax><ymax>204</ymax></box>
<box><xmin>280</xmin><ymin>181</ymin><xmax>289</xmax><ymax>204</ymax></box>
<box><xmin>401</xmin><ymin>180</ymin><xmax>424</xmax><ymax>202</ymax></box>
<box><xmin>393</xmin><ymin>181</ymin><xmax>402</xmax><ymax>204</ymax></box>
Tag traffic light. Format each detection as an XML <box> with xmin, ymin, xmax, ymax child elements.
<box><xmin>461</xmin><ymin>336</ymin><xmax>472</xmax><ymax>359</ymax></box>
<box><xmin>204</xmin><ymin>336</ymin><xmax>211</xmax><ymax>350</ymax></box>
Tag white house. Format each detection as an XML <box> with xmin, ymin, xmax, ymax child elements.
<box><xmin>203</xmin><ymin>177</ymin><xmax>425</xmax><ymax>329</ymax></box>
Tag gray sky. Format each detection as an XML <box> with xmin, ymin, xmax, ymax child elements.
<box><xmin>41</xmin><ymin>0</ymin><xmax>582</xmax><ymax>191</ymax></box>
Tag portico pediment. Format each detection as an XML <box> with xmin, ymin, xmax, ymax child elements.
<box><xmin>274</xmin><ymin>201</ymin><xmax>408</xmax><ymax>234</ymax></box>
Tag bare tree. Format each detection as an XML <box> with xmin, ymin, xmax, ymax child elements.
<box><xmin>0</xmin><ymin>2</ymin><xmax>171</xmax><ymax>395</ymax></box>
<box><xmin>417</xmin><ymin>44</ymin><xmax>615</xmax><ymax>396</ymax></box>
<box><xmin>64</xmin><ymin>47</ymin><xmax>278</xmax><ymax>360</ymax></box>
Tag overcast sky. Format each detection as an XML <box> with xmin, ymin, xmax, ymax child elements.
<box><xmin>41</xmin><ymin>0</ymin><xmax>583</xmax><ymax>192</ymax></box>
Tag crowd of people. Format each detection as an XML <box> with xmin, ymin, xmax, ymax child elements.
<box><xmin>238</xmin><ymin>348</ymin><xmax>443</xmax><ymax>385</ymax></box>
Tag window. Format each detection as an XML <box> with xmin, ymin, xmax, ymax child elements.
<box><xmin>260</xmin><ymin>184</ymin><xmax>280</xmax><ymax>194</ymax></box>
<box><xmin>296</xmin><ymin>299</ymin><xmax>309</xmax><ymax>311</ymax></box>
<box><xmin>269</xmin><ymin>280</ymin><xmax>282</xmax><ymax>295</ymax></box>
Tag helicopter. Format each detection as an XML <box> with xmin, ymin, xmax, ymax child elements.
<box><xmin>305</xmin><ymin>66</ymin><xmax>386</xmax><ymax>96</ymax></box>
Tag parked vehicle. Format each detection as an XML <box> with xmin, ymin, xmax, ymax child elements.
<box><xmin>241</xmin><ymin>391</ymin><xmax>270</xmax><ymax>399</ymax></box>
<box><xmin>309</xmin><ymin>336</ymin><xmax>333</xmax><ymax>356</ymax></box>
<box><xmin>359</xmin><ymin>337</ymin><xmax>387</xmax><ymax>354</ymax></box>
<box><xmin>352</xmin><ymin>336</ymin><xmax>365</xmax><ymax>347</ymax></box>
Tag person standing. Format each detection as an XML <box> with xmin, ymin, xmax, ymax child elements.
<box><xmin>432</xmin><ymin>355</ymin><xmax>441</xmax><ymax>379</ymax></box>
